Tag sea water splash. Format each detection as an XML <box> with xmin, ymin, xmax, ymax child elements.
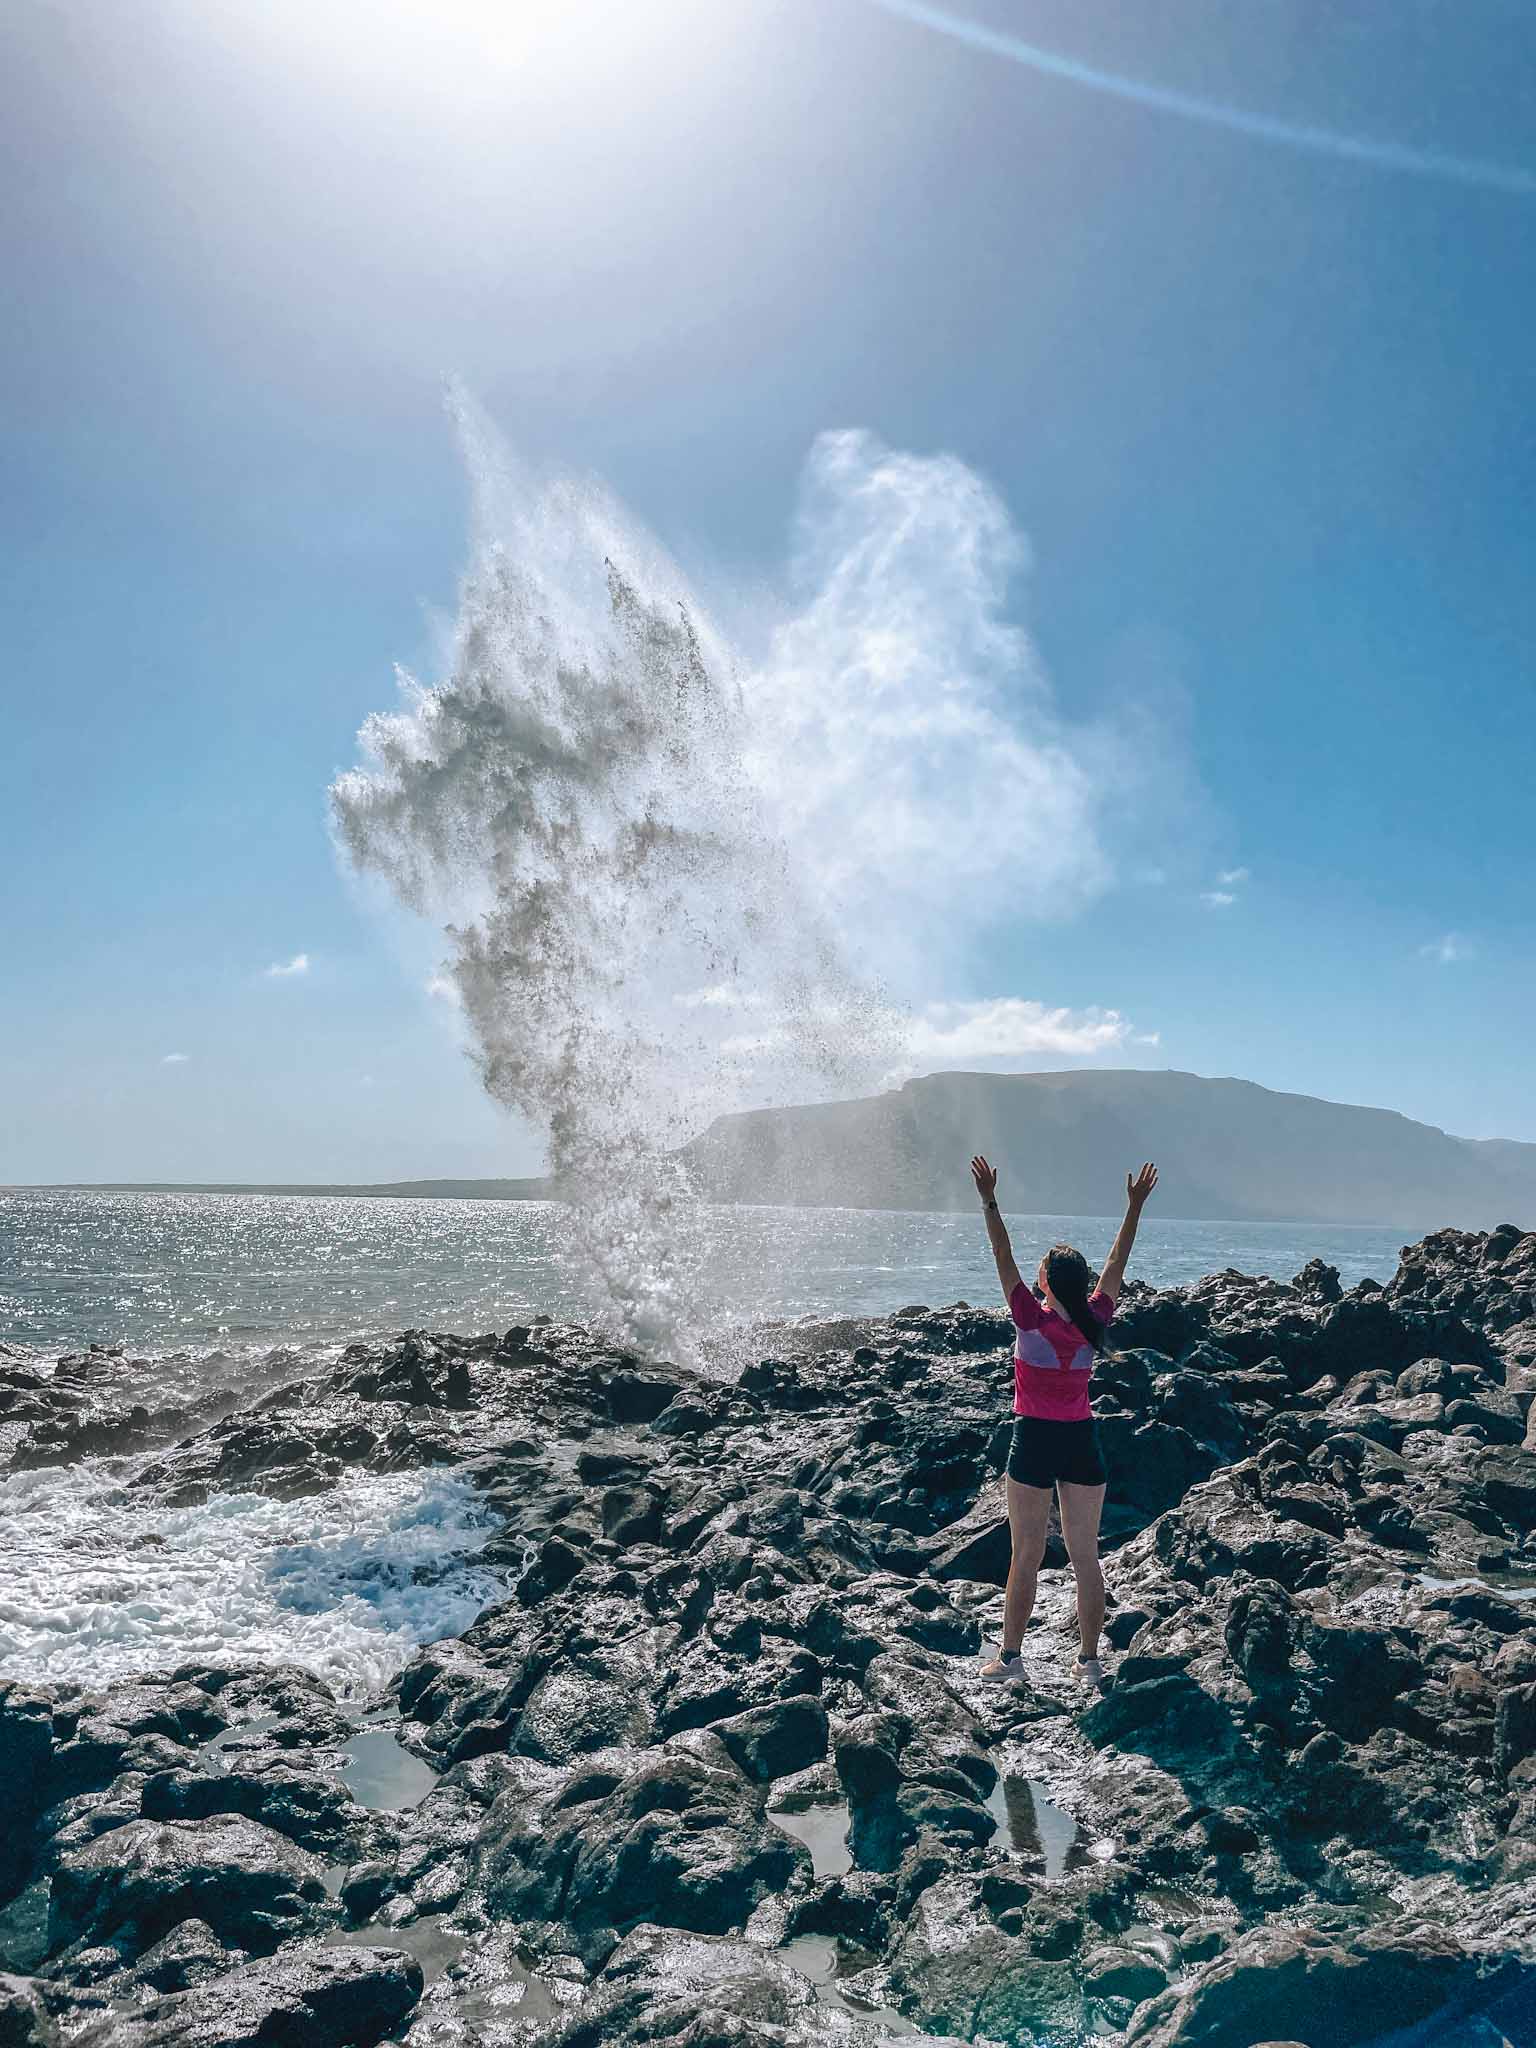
<box><xmin>0</xmin><ymin>1459</ymin><xmax>503</xmax><ymax>1698</ymax></box>
<box><xmin>332</xmin><ymin>412</ymin><xmax>1151</xmax><ymax>1357</ymax></box>
<box><xmin>333</xmin><ymin>414</ymin><xmax>889</xmax><ymax>1358</ymax></box>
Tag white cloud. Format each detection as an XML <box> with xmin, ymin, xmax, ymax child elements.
<box><xmin>265</xmin><ymin>953</ymin><xmax>311</xmax><ymax>979</ymax></box>
<box><xmin>424</xmin><ymin>973</ymin><xmax>463</xmax><ymax>1007</ymax></box>
<box><xmin>1201</xmin><ymin>865</ymin><xmax>1250</xmax><ymax>909</ymax></box>
<box><xmin>905</xmin><ymin>997</ymin><xmax>1142</xmax><ymax>1063</ymax></box>
<box><xmin>1420</xmin><ymin>932</ymin><xmax>1471</xmax><ymax>964</ymax></box>
<box><xmin>717</xmin><ymin>993</ymin><xmax>1148</xmax><ymax>1070</ymax></box>
<box><xmin>160</xmin><ymin>1052</ymin><xmax>190</xmax><ymax>1065</ymax></box>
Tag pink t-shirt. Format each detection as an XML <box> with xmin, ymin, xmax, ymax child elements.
<box><xmin>1009</xmin><ymin>1282</ymin><xmax>1115</xmax><ymax>1422</ymax></box>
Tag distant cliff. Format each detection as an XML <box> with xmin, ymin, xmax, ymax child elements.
<box><xmin>678</xmin><ymin>1069</ymin><xmax>1536</xmax><ymax>1228</ymax></box>
<box><xmin>35</xmin><ymin>1070</ymin><xmax>1536</xmax><ymax>1229</ymax></box>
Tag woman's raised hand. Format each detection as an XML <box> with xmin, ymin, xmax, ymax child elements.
<box><xmin>971</xmin><ymin>1155</ymin><xmax>999</xmax><ymax>1202</ymax></box>
<box><xmin>1126</xmin><ymin>1161</ymin><xmax>1158</xmax><ymax>1207</ymax></box>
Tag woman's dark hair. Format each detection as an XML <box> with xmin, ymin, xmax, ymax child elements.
<box><xmin>1043</xmin><ymin>1243</ymin><xmax>1107</xmax><ymax>1352</ymax></box>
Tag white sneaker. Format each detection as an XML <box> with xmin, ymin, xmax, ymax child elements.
<box><xmin>1077</xmin><ymin>1655</ymin><xmax>1107</xmax><ymax>1693</ymax></box>
<box><xmin>980</xmin><ymin>1653</ymin><xmax>1025</xmax><ymax>1684</ymax></box>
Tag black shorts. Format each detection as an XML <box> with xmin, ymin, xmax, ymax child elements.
<box><xmin>1008</xmin><ymin>1416</ymin><xmax>1106</xmax><ymax>1489</ymax></box>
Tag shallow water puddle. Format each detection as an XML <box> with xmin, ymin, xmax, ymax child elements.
<box><xmin>207</xmin><ymin>1709</ymin><xmax>441</xmax><ymax>1812</ymax></box>
<box><xmin>985</xmin><ymin>1775</ymin><xmax>1106</xmax><ymax>1879</ymax></box>
<box><xmin>768</xmin><ymin>1800</ymin><xmax>853</xmax><ymax>1878</ymax></box>
<box><xmin>419</xmin><ymin>1938</ymin><xmax>566</xmax><ymax>2027</ymax></box>
<box><xmin>781</xmin><ymin>1936</ymin><xmax>917</xmax><ymax>2037</ymax></box>
<box><xmin>205</xmin><ymin>1714</ymin><xmax>286</xmax><ymax>1764</ymax></box>
<box><xmin>1420</xmin><ymin>1570</ymin><xmax>1536</xmax><ymax>1602</ymax></box>
<box><xmin>340</xmin><ymin>1724</ymin><xmax>441</xmax><ymax>1811</ymax></box>
<box><xmin>327</xmin><ymin>1916</ymin><xmax>465</xmax><ymax>1985</ymax></box>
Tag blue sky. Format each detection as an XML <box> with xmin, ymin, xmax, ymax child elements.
<box><xmin>3</xmin><ymin>0</ymin><xmax>1534</xmax><ymax>1182</ymax></box>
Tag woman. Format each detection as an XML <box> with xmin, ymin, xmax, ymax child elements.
<box><xmin>969</xmin><ymin>1153</ymin><xmax>1158</xmax><ymax>1691</ymax></box>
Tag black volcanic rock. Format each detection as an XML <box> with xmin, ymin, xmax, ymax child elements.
<box><xmin>7</xmin><ymin>1224</ymin><xmax>1536</xmax><ymax>2046</ymax></box>
<box><xmin>0</xmin><ymin>1973</ymin><xmax>59</xmax><ymax>2048</ymax></box>
<box><xmin>88</xmin><ymin>1944</ymin><xmax>424</xmax><ymax>2048</ymax></box>
<box><xmin>48</xmin><ymin>1816</ymin><xmax>331</xmax><ymax>1963</ymax></box>
<box><xmin>1124</xmin><ymin>1922</ymin><xmax>1517</xmax><ymax>2048</ymax></box>
<box><xmin>0</xmin><ymin>1688</ymin><xmax>55</xmax><ymax>1902</ymax></box>
<box><xmin>477</xmin><ymin>1746</ymin><xmax>804</xmax><ymax>1938</ymax></box>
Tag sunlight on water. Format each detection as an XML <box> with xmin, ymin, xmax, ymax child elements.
<box><xmin>1</xmin><ymin>1189</ymin><xmax>1405</xmax><ymax>1355</ymax></box>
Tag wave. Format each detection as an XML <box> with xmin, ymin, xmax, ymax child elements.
<box><xmin>0</xmin><ymin>1460</ymin><xmax>504</xmax><ymax>1700</ymax></box>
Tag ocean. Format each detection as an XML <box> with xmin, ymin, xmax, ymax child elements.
<box><xmin>1</xmin><ymin>1188</ymin><xmax>1406</xmax><ymax>1357</ymax></box>
<box><xmin>0</xmin><ymin>1189</ymin><xmax>1407</xmax><ymax>1698</ymax></box>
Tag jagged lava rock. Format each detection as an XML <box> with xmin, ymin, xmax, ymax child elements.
<box><xmin>4</xmin><ymin>1225</ymin><xmax>1536</xmax><ymax>2047</ymax></box>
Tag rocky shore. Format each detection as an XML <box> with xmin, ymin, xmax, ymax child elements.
<box><xmin>4</xmin><ymin>1225</ymin><xmax>1536</xmax><ymax>2047</ymax></box>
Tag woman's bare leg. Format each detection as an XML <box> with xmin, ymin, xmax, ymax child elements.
<box><xmin>1057</xmin><ymin>1481</ymin><xmax>1107</xmax><ymax>1659</ymax></box>
<box><xmin>999</xmin><ymin>1475</ymin><xmax>1052</xmax><ymax>1651</ymax></box>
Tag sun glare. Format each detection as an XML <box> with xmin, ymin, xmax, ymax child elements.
<box><xmin>244</xmin><ymin>0</ymin><xmax>712</xmax><ymax>102</ymax></box>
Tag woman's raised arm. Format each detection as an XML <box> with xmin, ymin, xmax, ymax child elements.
<box><xmin>971</xmin><ymin>1154</ymin><xmax>1022</xmax><ymax>1308</ymax></box>
<box><xmin>1097</xmin><ymin>1162</ymin><xmax>1158</xmax><ymax>1303</ymax></box>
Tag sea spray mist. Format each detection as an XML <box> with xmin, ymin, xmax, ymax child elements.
<box><xmin>332</xmin><ymin>407</ymin><xmax>1148</xmax><ymax>1359</ymax></box>
<box><xmin>332</xmin><ymin>412</ymin><xmax>891</xmax><ymax>1361</ymax></box>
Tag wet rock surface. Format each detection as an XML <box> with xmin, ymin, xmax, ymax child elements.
<box><xmin>4</xmin><ymin>1227</ymin><xmax>1536</xmax><ymax>2043</ymax></box>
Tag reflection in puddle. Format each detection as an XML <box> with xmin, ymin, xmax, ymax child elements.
<box><xmin>1420</xmin><ymin>1571</ymin><xmax>1536</xmax><ymax>1603</ymax></box>
<box><xmin>769</xmin><ymin>1801</ymin><xmax>853</xmax><ymax>1878</ymax></box>
<box><xmin>423</xmin><ymin>1933</ymin><xmax>565</xmax><ymax>2028</ymax></box>
<box><xmin>205</xmin><ymin>1714</ymin><xmax>285</xmax><ymax>1764</ymax></box>
<box><xmin>204</xmin><ymin>1703</ymin><xmax>438</xmax><ymax>1818</ymax></box>
<box><xmin>985</xmin><ymin>1775</ymin><xmax>1101</xmax><ymax>1879</ymax></box>
<box><xmin>206</xmin><ymin>1712</ymin><xmax>441</xmax><ymax>1813</ymax></box>
<box><xmin>328</xmin><ymin>1917</ymin><xmax>465</xmax><ymax>1985</ymax></box>
<box><xmin>782</xmin><ymin>1936</ymin><xmax>917</xmax><ymax>2037</ymax></box>
<box><xmin>340</xmin><ymin>1726</ymin><xmax>441</xmax><ymax>1811</ymax></box>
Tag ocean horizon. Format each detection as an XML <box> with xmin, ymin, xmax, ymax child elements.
<box><xmin>1</xmin><ymin>1185</ymin><xmax>1410</xmax><ymax>1359</ymax></box>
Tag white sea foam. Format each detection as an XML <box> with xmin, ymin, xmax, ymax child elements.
<box><xmin>0</xmin><ymin>1460</ymin><xmax>505</xmax><ymax>1699</ymax></box>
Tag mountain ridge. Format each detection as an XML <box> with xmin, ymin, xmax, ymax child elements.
<box><xmin>13</xmin><ymin>1068</ymin><xmax>1536</xmax><ymax>1230</ymax></box>
<box><xmin>677</xmin><ymin>1067</ymin><xmax>1536</xmax><ymax>1229</ymax></box>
